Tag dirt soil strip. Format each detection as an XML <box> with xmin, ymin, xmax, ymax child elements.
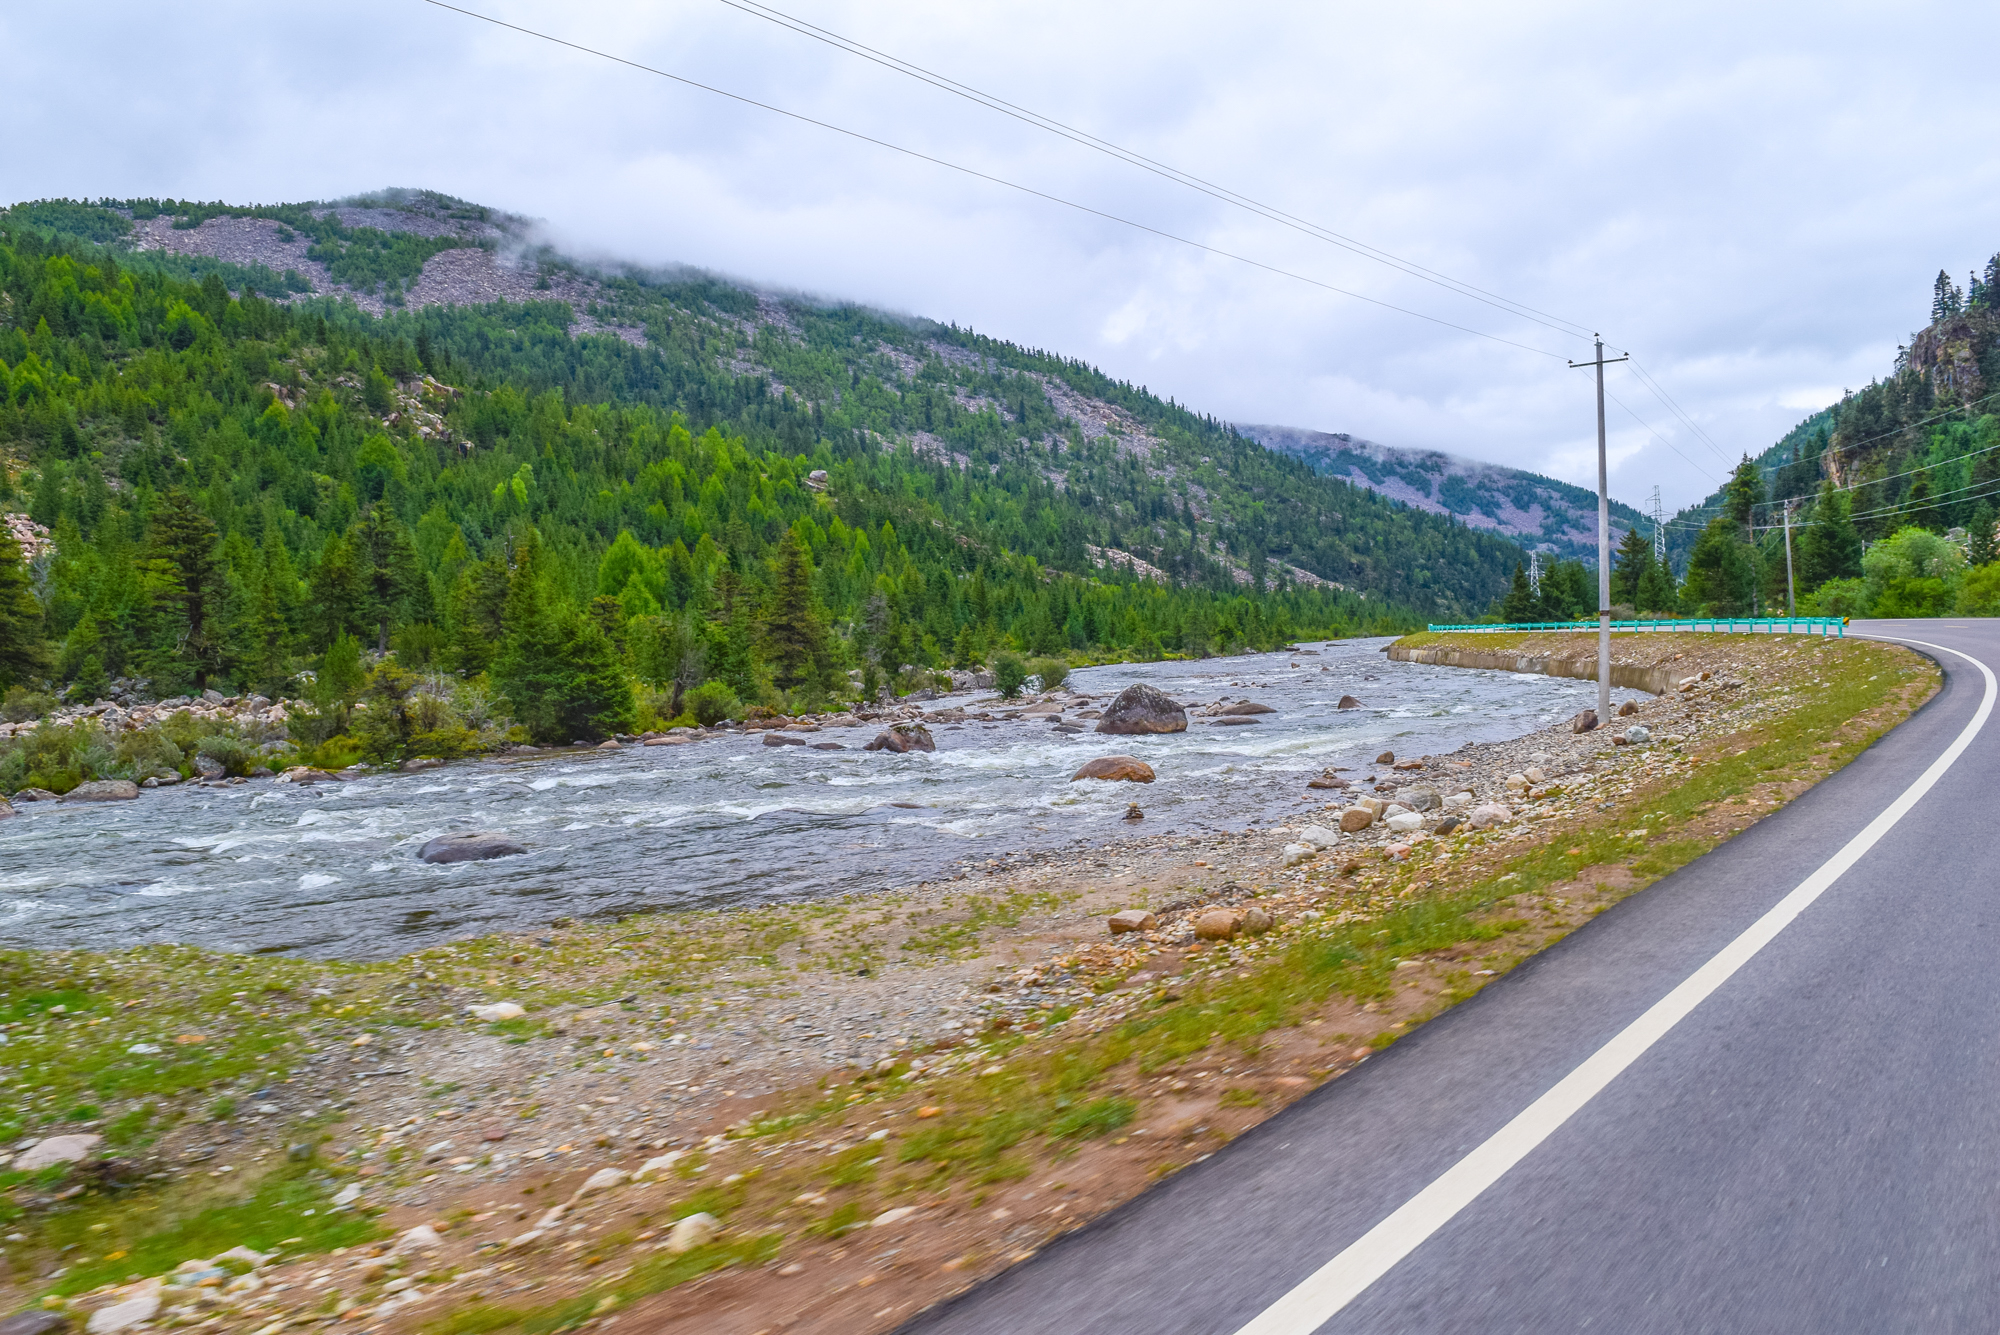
<box><xmin>9</xmin><ymin>632</ymin><xmax>1935</xmax><ymax>1335</ymax></box>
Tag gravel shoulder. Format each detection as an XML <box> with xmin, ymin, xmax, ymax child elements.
<box><xmin>2</xmin><ymin>632</ymin><xmax>1937</xmax><ymax>1335</ymax></box>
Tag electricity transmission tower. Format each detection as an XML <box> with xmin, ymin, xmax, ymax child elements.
<box><xmin>1527</xmin><ymin>550</ymin><xmax>1542</xmax><ymax>595</ymax></box>
<box><xmin>1649</xmin><ymin>487</ymin><xmax>1667</xmax><ymax>564</ymax></box>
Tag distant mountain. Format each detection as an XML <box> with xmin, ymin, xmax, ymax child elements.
<box><xmin>1239</xmin><ymin>424</ymin><xmax>1647</xmax><ymax>565</ymax></box>
<box><xmin>0</xmin><ymin>188</ymin><xmax>1540</xmax><ymax>714</ymax></box>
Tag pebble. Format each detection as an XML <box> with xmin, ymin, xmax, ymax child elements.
<box><xmin>396</xmin><ymin>1224</ymin><xmax>443</xmax><ymax>1252</ymax></box>
<box><xmin>15</xmin><ymin>1133</ymin><xmax>99</xmax><ymax>1171</ymax></box>
<box><xmin>666</xmin><ymin>1212</ymin><xmax>720</xmax><ymax>1253</ymax></box>
<box><xmin>84</xmin><ymin>1287</ymin><xmax>159</xmax><ymax>1335</ymax></box>
<box><xmin>577</xmin><ymin>1168</ymin><xmax>629</xmax><ymax>1195</ymax></box>
<box><xmin>1107</xmin><ymin>909</ymin><xmax>1156</xmax><ymax>934</ymax></box>
<box><xmin>467</xmin><ymin>1002</ymin><xmax>526</xmax><ymax>1022</ymax></box>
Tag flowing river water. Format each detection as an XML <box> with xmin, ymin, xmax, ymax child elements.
<box><xmin>0</xmin><ymin>638</ymin><xmax>1642</xmax><ymax>960</ymax></box>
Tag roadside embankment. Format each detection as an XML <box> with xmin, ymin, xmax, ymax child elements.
<box><xmin>1382</xmin><ymin>627</ymin><xmax>1846</xmax><ymax>695</ymax></box>
<box><xmin>1</xmin><ymin>632</ymin><xmax>1936</xmax><ymax>1335</ymax></box>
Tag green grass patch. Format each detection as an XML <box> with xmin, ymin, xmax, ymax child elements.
<box><xmin>41</xmin><ymin>1161</ymin><xmax>384</xmax><ymax>1297</ymax></box>
<box><xmin>420</xmin><ymin>1232</ymin><xmax>784</xmax><ymax>1333</ymax></box>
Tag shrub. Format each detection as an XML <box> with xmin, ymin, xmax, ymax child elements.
<box><xmin>350</xmin><ymin>666</ymin><xmax>505</xmax><ymax>762</ymax></box>
<box><xmin>0</xmin><ymin>721</ymin><xmax>118</xmax><ymax>794</ymax></box>
<box><xmin>115</xmin><ymin>729</ymin><xmax>184</xmax><ymax>779</ymax></box>
<box><xmin>1029</xmin><ymin>657</ymin><xmax>1068</xmax><ymax>692</ymax></box>
<box><xmin>1957</xmin><ymin>562</ymin><xmax>2000</xmax><ymax>616</ymax></box>
<box><xmin>684</xmin><ymin>680</ymin><xmax>740</xmax><ymax>727</ymax></box>
<box><xmin>292</xmin><ymin>735</ymin><xmax>364</xmax><ymax>771</ymax></box>
<box><xmin>992</xmin><ymin>651</ymin><xmax>1028</xmax><ymax>699</ymax></box>
<box><xmin>1</xmin><ymin>686</ymin><xmax>53</xmax><ymax>723</ymax></box>
<box><xmin>191</xmin><ymin>733</ymin><xmax>257</xmax><ymax>777</ymax></box>
<box><xmin>1800</xmin><ymin>577</ymin><xmax>1868</xmax><ymax>618</ymax></box>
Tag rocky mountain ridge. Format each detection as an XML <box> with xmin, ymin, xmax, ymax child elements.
<box><xmin>1239</xmin><ymin>423</ymin><xmax>1648</xmax><ymax>564</ymax></box>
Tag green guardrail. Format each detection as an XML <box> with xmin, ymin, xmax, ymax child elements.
<box><xmin>1425</xmin><ymin>616</ymin><xmax>1846</xmax><ymax>637</ymax></box>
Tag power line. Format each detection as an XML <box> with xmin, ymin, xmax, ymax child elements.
<box><xmin>1624</xmin><ymin>358</ymin><xmax>1736</xmax><ymax>466</ymax></box>
<box><xmin>1676</xmin><ymin>384</ymin><xmax>2000</xmax><ymax>524</ymax></box>
<box><xmin>717</xmin><ymin>0</ymin><xmax>1599</xmax><ymax>343</ymax></box>
<box><xmin>424</xmin><ymin>0</ymin><xmax>1570</xmax><ymax>359</ymax></box>
<box><xmin>1603</xmin><ymin>387</ymin><xmax>1724</xmax><ymax>485</ymax></box>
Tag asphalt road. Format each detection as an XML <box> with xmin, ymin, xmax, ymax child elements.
<box><xmin>902</xmin><ymin>620</ymin><xmax>2000</xmax><ymax>1335</ymax></box>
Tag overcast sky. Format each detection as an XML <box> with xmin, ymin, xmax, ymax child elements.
<box><xmin>11</xmin><ymin>0</ymin><xmax>1999</xmax><ymax>509</ymax></box>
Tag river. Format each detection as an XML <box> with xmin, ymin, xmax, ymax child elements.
<box><xmin>0</xmin><ymin>638</ymin><xmax>1642</xmax><ymax>960</ymax></box>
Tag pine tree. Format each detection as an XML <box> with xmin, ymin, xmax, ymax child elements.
<box><xmin>1636</xmin><ymin>557</ymin><xmax>1678</xmax><ymax>613</ymax></box>
<box><xmin>491</xmin><ymin>533</ymin><xmax>570</xmax><ymax>741</ymax></box>
<box><xmin>1933</xmin><ymin>270</ymin><xmax>1965</xmax><ymax>322</ymax></box>
<box><xmin>1903</xmin><ymin>471</ymin><xmax>1937</xmax><ymax>531</ymax></box>
<box><xmin>148</xmin><ymin>490</ymin><xmax>225</xmax><ymax>691</ymax></box>
<box><xmin>351</xmin><ymin>501</ymin><xmax>425</xmax><ymax>652</ymax></box>
<box><xmin>1724</xmin><ymin>456</ymin><xmax>1764</xmax><ymax>534</ymax></box>
<box><xmin>1500</xmin><ymin>562</ymin><xmax>1540</xmax><ymax>622</ymax></box>
<box><xmin>308</xmin><ymin>535</ymin><xmax>368</xmax><ymax>651</ymax></box>
<box><xmin>446</xmin><ymin>553</ymin><xmax>510</xmax><ymax>676</ymax></box>
<box><xmin>552</xmin><ymin>614</ymin><xmax>636</xmax><ymax>741</ymax></box>
<box><xmin>1968</xmin><ymin>500</ymin><xmax>1996</xmax><ymax>568</ymax></box>
<box><xmin>1681</xmin><ymin>515</ymin><xmax>1755</xmax><ymax>614</ymax></box>
<box><xmin>0</xmin><ymin>519</ymin><xmax>50</xmax><ymax>694</ymax></box>
<box><xmin>1797</xmin><ymin>482</ymin><xmax>1863</xmax><ymax>587</ymax></box>
<box><xmin>761</xmin><ymin>529</ymin><xmax>827</xmax><ymax>692</ymax></box>
<box><xmin>1609</xmin><ymin>525</ymin><xmax>1655</xmax><ymax>607</ymax></box>
<box><xmin>708</xmin><ymin>566</ymin><xmax>760</xmax><ymax>700</ymax></box>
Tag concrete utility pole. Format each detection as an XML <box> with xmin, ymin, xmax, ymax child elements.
<box><xmin>1782</xmin><ymin>498</ymin><xmax>1799</xmax><ymax>615</ymax></box>
<box><xmin>1570</xmin><ymin>336</ymin><xmax>1628</xmax><ymax>723</ymax></box>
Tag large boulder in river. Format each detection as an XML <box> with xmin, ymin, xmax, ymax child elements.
<box><xmin>63</xmin><ymin>780</ymin><xmax>139</xmax><ymax>802</ymax></box>
<box><xmin>419</xmin><ymin>831</ymin><xmax>528</xmax><ymax>864</ymax></box>
<box><xmin>864</xmin><ymin>724</ymin><xmax>935</xmax><ymax>753</ymax></box>
<box><xmin>1071</xmin><ymin>755</ymin><xmax>1155</xmax><ymax>783</ymax></box>
<box><xmin>1094</xmin><ymin>684</ymin><xmax>1187</xmax><ymax>735</ymax></box>
<box><xmin>1214</xmin><ymin>701</ymin><xmax>1276</xmax><ymax>716</ymax></box>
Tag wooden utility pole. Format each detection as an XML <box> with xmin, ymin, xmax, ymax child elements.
<box><xmin>1570</xmin><ymin>336</ymin><xmax>1628</xmax><ymax>723</ymax></box>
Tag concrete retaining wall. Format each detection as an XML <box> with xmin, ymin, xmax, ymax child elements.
<box><xmin>1385</xmin><ymin>644</ymin><xmax>1678</xmax><ymax>695</ymax></box>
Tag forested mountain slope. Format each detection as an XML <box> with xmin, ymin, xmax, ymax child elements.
<box><xmin>1656</xmin><ymin>263</ymin><xmax>2000</xmax><ymax>621</ymax></box>
<box><xmin>1240</xmin><ymin>423</ymin><xmax>1647</xmax><ymax>565</ymax></box>
<box><xmin>0</xmin><ymin>190</ymin><xmax>1526</xmax><ymax>736</ymax></box>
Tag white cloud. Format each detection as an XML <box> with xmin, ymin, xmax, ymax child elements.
<box><xmin>9</xmin><ymin>0</ymin><xmax>1998</xmax><ymax>509</ymax></box>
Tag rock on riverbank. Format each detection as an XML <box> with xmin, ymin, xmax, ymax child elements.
<box><xmin>1095</xmin><ymin>684</ymin><xmax>1188</xmax><ymax>734</ymax></box>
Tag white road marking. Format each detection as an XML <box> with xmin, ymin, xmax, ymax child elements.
<box><xmin>1232</xmin><ymin>635</ymin><xmax>1994</xmax><ymax>1335</ymax></box>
